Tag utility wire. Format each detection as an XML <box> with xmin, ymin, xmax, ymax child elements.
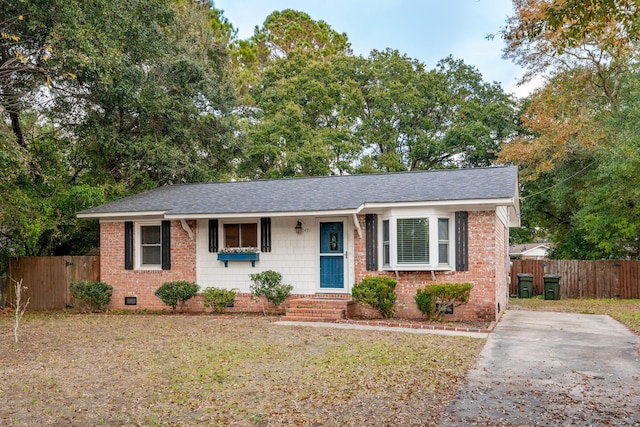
<box><xmin>521</xmin><ymin>159</ymin><xmax>599</xmax><ymax>200</ymax></box>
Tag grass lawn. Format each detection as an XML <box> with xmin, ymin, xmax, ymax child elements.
<box><xmin>509</xmin><ymin>297</ymin><xmax>640</xmax><ymax>334</ymax></box>
<box><xmin>0</xmin><ymin>313</ymin><xmax>484</xmax><ymax>426</ymax></box>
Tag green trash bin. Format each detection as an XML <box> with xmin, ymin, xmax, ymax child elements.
<box><xmin>517</xmin><ymin>273</ymin><xmax>533</xmax><ymax>298</ymax></box>
<box><xmin>543</xmin><ymin>274</ymin><xmax>561</xmax><ymax>300</ymax></box>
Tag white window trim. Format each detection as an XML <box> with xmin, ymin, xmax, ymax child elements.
<box><xmin>135</xmin><ymin>221</ymin><xmax>162</xmax><ymax>270</ymax></box>
<box><xmin>220</xmin><ymin>220</ymin><xmax>261</xmax><ymax>251</ymax></box>
<box><xmin>380</xmin><ymin>213</ymin><xmax>454</xmax><ymax>271</ymax></box>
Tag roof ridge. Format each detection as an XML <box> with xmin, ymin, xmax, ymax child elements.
<box><xmin>159</xmin><ymin>166</ymin><xmax>517</xmax><ymax>188</ymax></box>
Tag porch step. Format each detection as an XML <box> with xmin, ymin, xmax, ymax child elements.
<box><xmin>282</xmin><ymin>298</ymin><xmax>354</xmax><ymax>322</ymax></box>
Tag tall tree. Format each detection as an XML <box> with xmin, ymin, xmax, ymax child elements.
<box><xmin>0</xmin><ymin>0</ymin><xmax>238</xmax><ymax>270</ymax></box>
<box><xmin>503</xmin><ymin>0</ymin><xmax>639</xmax><ymax>103</ymax></box>
<box><xmin>238</xmin><ymin>51</ymin><xmax>362</xmax><ymax>178</ymax></box>
<box><xmin>354</xmin><ymin>51</ymin><xmax>517</xmax><ymax>172</ymax></box>
<box><xmin>499</xmin><ymin>0</ymin><xmax>640</xmax><ymax>258</ymax></box>
<box><xmin>231</xmin><ymin>9</ymin><xmax>351</xmax><ymax>104</ymax></box>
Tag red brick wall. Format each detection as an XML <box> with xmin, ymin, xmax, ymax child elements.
<box><xmin>100</xmin><ymin>212</ymin><xmax>509</xmax><ymax>321</ymax></box>
<box><xmin>100</xmin><ymin>220</ymin><xmax>197</xmax><ymax>310</ymax></box>
<box><xmin>354</xmin><ymin>212</ymin><xmax>504</xmax><ymax>322</ymax></box>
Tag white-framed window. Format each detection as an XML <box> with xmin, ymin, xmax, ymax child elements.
<box><xmin>222</xmin><ymin>222</ymin><xmax>258</xmax><ymax>249</ymax></box>
<box><xmin>382</xmin><ymin>214</ymin><xmax>453</xmax><ymax>270</ymax></box>
<box><xmin>136</xmin><ymin>222</ymin><xmax>162</xmax><ymax>269</ymax></box>
<box><xmin>382</xmin><ymin>219</ymin><xmax>390</xmax><ymax>266</ymax></box>
<box><xmin>397</xmin><ymin>218</ymin><xmax>429</xmax><ymax>264</ymax></box>
<box><xmin>438</xmin><ymin>218</ymin><xmax>450</xmax><ymax>265</ymax></box>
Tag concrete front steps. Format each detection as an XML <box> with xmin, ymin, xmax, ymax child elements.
<box><xmin>283</xmin><ymin>297</ymin><xmax>354</xmax><ymax>322</ymax></box>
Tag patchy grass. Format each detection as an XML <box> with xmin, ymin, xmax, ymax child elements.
<box><xmin>0</xmin><ymin>313</ymin><xmax>484</xmax><ymax>426</ymax></box>
<box><xmin>509</xmin><ymin>297</ymin><xmax>640</xmax><ymax>334</ymax></box>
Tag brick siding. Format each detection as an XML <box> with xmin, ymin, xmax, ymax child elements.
<box><xmin>100</xmin><ymin>220</ymin><xmax>197</xmax><ymax>310</ymax></box>
<box><xmin>354</xmin><ymin>212</ymin><xmax>507</xmax><ymax>322</ymax></box>
<box><xmin>101</xmin><ymin>212</ymin><xmax>509</xmax><ymax>321</ymax></box>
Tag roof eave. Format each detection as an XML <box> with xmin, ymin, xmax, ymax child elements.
<box><xmin>76</xmin><ymin>211</ymin><xmax>168</xmax><ymax>220</ymax></box>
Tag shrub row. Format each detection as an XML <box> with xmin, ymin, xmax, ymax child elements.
<box><xmin>70</xmin><ymin>270</ymin><xmax>293</xmax><ymax>314</ymax></box>
<box><xmin>73</xmin><ymin>274</ymin><xmax>472</xmax><ymax>320</ymax></box>
<box><xmin>352</xmin><ymin>276</ymin><xmax>473</xmax><ymax>320</ymax></box>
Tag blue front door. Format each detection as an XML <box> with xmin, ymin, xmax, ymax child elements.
<box><xmin>320</xmin><ymin>222</ymin><xmax>345</xmax><ymax>289</ymax></box>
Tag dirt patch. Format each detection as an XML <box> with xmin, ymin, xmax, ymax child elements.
<box><xmin>0</xmin><ymin>313</ymin><xmax>484</xmax><ymax>426</ymax></box>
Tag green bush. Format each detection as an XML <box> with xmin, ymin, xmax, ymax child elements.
<box><xmin>70</xmin><ymin>280</ymin><xmax>113</xmax><ymax>312</ymax></box>
<box><xmin>249</xmin><ymin>270</ymin><xmax>293</xmax><ymax>315</ymax></box>
<box><xmin>352</xmin><ymin>276</ymin><xmax>397</xmax><ymax>318</ymax></box>
<box><xmin>201</xmin><ymin>287</ymin><xmax>237</xmax><ymax>313</ymax></box>
<box><xmin>155</xmin><ymin>281</ymin><xmax>200</xmax><ymax>311</ymax></box>
<box><xmin>415</xmin><ymin>282</ymin><xmax>473</xmax><ymax>321</ymax></box>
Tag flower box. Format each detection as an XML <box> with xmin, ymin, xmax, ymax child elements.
<box><xmin>217</xmin><ymin>252</ymin><xmax>259</xmax><ymax>267</ymax></box>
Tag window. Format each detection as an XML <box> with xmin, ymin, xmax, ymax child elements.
<box><xmin>382</xmin><ymin>220</ymin><xmax>390</xmax><ymax>266</ymax></box>
<box><xmin>438</xmin><ymin>218</ymin><xmax>449</xmax><ymax>264</ymax></box>
<box><xmin>380</xmin><ymin>214</ymin><xmax>453</xmax><ymax>270</ymax></box>
<box><xmin>397</xmin><ymin>218</ymin><xmax>429</xmax><ymax>264</ymax></box>
<box><xmin>224</xmin><ymin>223</ymin><xmax>257</xmax><ymax>248</ymax></box>
<box><xmin>140</xmin><ymin>225</ymin><xmax>161</xmax><ymax>266</ymax></box>
<box><xmin>131</xmin><ymin>221</ymin><xmax>170</xmax><ymax>270</ymax></box>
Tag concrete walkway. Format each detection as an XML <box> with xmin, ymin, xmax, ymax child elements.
<box><xmin>275</xmin><ymin>320</ymin><xmax>489</xmax><ymax>339</ymax></box>
<box><xmin>440</xmin><ymin>310</ymin><xmax>640</xmax><ymax>426</ymax></box>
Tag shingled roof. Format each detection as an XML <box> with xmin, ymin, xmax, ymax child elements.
<box><xmin>77</xmin><ymin>166</ymin><xmax>519</xmax><ymax>220</ymax></box>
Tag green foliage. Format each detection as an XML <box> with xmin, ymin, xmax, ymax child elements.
<box><xmin>155</xmin><ymin>281</ymin><xmax>200</xmax><ymax>311</ymax></box>
<box><xmin>0</xmin><ymin>0</ymin><xmax>238</xmax><ymax>270</ymax></box>
<box><xmin>351</xmin><ymin>276</ymin><xmax>398</xmax><ymax>319</ymax></box>
<box><xmin>239</xmin><ymin>46</ymin><xmax>516</xmax><ymax>179</ymax></box>
<box><xmin>70</xmin><ymin>280</ymin><xmax>113</xmax><ymax>312</ymax></box>
<box><xmin>249</xmin><ymin>270</ymin><xmax>293</xmax><ymax>314</ymax></box>
<box><xmin>201</xmin><ymin>287</ymin><xmax>237</xmax><ymax>313</ymax></box>
<box><xmin>415</xmin><ymin>283</ymin><xmax>473</xmax><ymax>321</ymax></box>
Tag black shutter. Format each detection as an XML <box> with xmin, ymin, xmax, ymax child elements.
<box><xmin>455</xmin><ymin>211</ymin><xmax>469</xmax><ymax>271</ymax></box>
<box><xmin>209</xmin><ymin>219</ymin><xmax>219</xmax><ymax>252</ymax></box>
<box><xmin>365</xmin><ymin>214</ymin><xmax>378</xmax><ymax>271</ymax></box>
<box><xmin>161</xmin><ymin>220</ymin><xmax>171</xmax><ymax>270</ymax></box>
<box><xmin>124</xmin><ymin>221</ymin><xmax>134</xmax><ymax>270</ymax></box>
<box><xmin>261</xmin><ymin>217</ymin><xmax>271</xmax><ymax>252</ymax></box>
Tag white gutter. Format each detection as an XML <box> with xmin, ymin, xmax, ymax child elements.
<box><xmin>77</xmin><ymin>211</ymin><xmax>167</xmax><ymax>219</ymax></box>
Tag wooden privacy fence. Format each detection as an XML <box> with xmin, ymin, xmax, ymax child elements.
<box><xmin>510</xmin><ymin>260</ymin><xmax>640</xmax><ymax>299</ymax></box>
<box><xmin>6</xmin><ymin>256</ymin><xmax>100</xmax><ymax>310</ymax></box>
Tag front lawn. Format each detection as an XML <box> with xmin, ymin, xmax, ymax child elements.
<box><xmin>0</xmin><ymin>314</ymin><xmax>484</xmax><ymax>426</ymax></box>
<box><xmin>509</xmin><ymin>297</ymin><xmax>640</xmax><ymax>334</ymax></box>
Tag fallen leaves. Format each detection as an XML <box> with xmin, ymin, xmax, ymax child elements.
<box><xmin>0</xmin><ymin>314</ymin><xmax>483</xmax><ymax>426</ymax></box>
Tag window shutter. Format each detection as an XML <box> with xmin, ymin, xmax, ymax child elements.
<box><xmin>161</xmin><ymin>220</ymin><xmax>171</xmax><ymax>270</ymax></box>
<box><xmin>124</xmin><ymin>221</ymin><xmax>134</xmax><ymax>270</ymax></box>
<box><xmin>455</xmin><ymin>211</ymin><xmax>469</xmax><ymax>271</ymax></box>
<box><xmin>209</xmin><ymin>219</ymin><xmax>218</xmax><ymax>252</ymax></box>
<box><xmin>365</xmin><ymin>214</ymin><xmax>378</xmax><ymax>271</ymax></box>
<box><xmin>261</xmin><ymin>217</ymin><xmax>272</xmax><ymax>252</ymax></box>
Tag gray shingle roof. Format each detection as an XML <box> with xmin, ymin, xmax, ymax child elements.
<box><xmin>77</xmin><ymin>166</ymin><xmax>518</xmax><ymax>217</ymax></box>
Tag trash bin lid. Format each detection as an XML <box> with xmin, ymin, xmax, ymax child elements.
<box><xmin>517</xmin><ymin>273</ymin><xmax>533</xmax><ymax>278</ymax></box>
<box><xmin>543</xmin><ymin>274</ymin><xmax>561</xmax><ymax>279</ymax></box>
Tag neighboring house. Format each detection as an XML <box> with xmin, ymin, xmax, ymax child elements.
<box><xmin>509</xmin><ymin>242</ymin><xmax>551</xmax><ymax>260</ymax></box>
<box><xmin>77</xmin><ymin>166</ymin><xmax>520</xmax><ymax>322</ymax></box>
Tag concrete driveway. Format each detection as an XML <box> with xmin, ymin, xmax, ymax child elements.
<box><xmin>440</xmin><ymin>310</ymin><xmax>640</xmax><ymax>426</ymax></box>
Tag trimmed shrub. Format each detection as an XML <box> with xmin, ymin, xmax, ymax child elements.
<box><xmin>201</xmin><ymin>287</ymin><xmax>237</xmax><ymax>313</ymax></box>
<box><xmin>155</xmin><ymin>281</ymin><xmax>200</xmax><ymax>311</ymax></box>
<box><xmin>352</xmin><ymin>276</ymin><xmax>397</xmax><ymax>318</ymax></box>
<box><xmin>249</xmin><ymin>270</ymin><xmax>293</xmax><ymax>315</ymax></box>
<box><xmin>70</xmin><ymin>280</ymin><xmax>113</xmax><ymax>312</ymax></box>
<box><xmin>415</xmin><ymin>282</ymin><xmax>473</xmax><ymax>321</ymax></box>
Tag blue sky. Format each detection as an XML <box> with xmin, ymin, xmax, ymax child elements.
<box><xmin>214</xmin><ymin>0</ymin><xmax>538</xmax><ymax>98</ymax></box>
